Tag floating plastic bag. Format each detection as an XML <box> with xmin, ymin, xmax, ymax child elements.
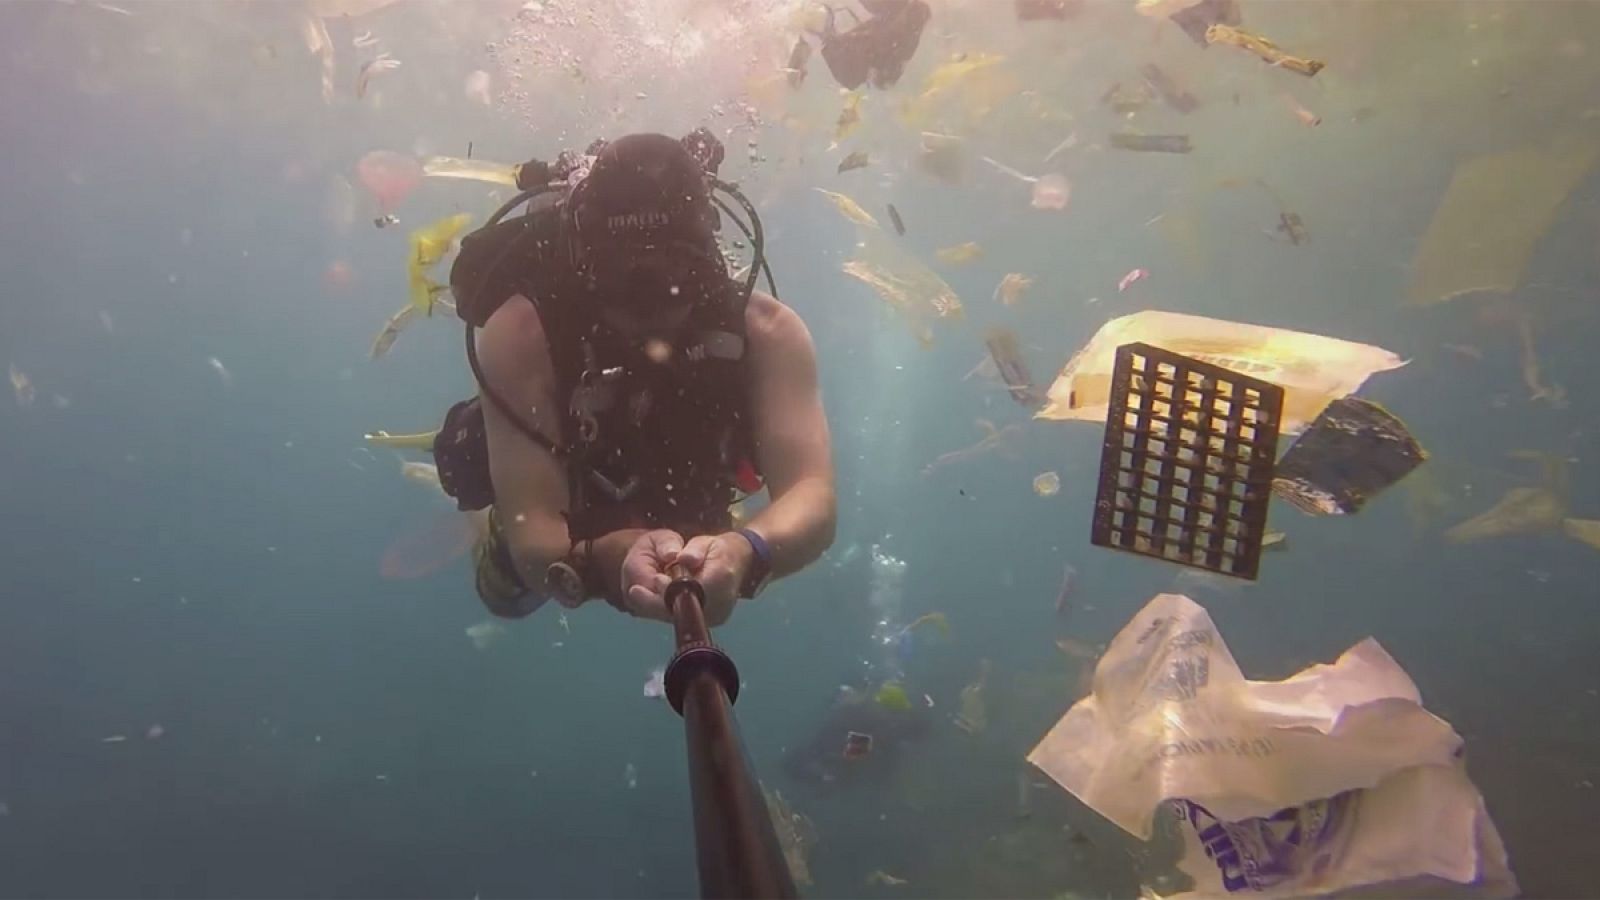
<box><xmin>1037</xmin><ymin>311</ymin><xmax>1405</xmax><ymax>434</ymax></box>
<box><xmin>1027</xmin><ymin>593</ymin><xmax>1516</xmax><ymax>898</ymax></box>
<box><xmin>422</xmin><ymin>155</ymin><xmax>518</xmax><ymax>186</ymax></box>
<box><xmin>356</xmin><ymin>150</ymin><xmax>423</xmax><ymax>214</ymax></box>
<box><xmin>1407</xmin><ymin>135</ymin><xmax>1599</xmax><ymax>306</ymax></box>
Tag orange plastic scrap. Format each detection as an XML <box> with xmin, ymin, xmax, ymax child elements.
<box><xmin>1205</xmin><ymin>24</ymin><xmax>1325</xmax><ymax>77</ymax></box>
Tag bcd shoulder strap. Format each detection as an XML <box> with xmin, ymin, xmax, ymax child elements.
<box><xmin>454</xmin><ymin>202</ymin><xmax>573</xmax><ymax>460</ymax></box>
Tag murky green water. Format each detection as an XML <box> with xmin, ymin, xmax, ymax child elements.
<box><xmin>1</xmin><ymin>1</ymin><xmax>1597</xmax><ymax>896</ymax></box>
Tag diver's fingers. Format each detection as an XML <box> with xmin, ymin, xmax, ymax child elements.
<box><xmin>675</xmin><ymin>534</ymin><xmax>718</xmax><ymax>569</ymax></box>
<box><xmin>626</xmin><ymin>584</ymin><xmax>672</xmax><ymax>622</ymax></box>
<box><xmin>646</xmin><ymin>528</ymin><xmax>686</xmax><ymax>561</ymax></box>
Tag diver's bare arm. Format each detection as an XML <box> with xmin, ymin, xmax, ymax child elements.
<box><xmin>478</xmin><ymin>298</ymin><xmax>572</xmax><ymax>589</ymax></box>
<box><xmin>740</xmin><ymin>294</ymin><xmax>837</xmax><ymax>579</ymax></box>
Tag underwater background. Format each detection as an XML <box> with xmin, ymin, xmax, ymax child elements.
<box><xmin>1</xmin><ymin>0</ymin><xmax>1598</xmax><ymax>896</ymax></box>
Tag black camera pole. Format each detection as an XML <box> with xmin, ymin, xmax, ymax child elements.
<box><xmin>661</xmin><ymin>571</ymin><xmax>798</xmax><ymax>900</ymax></box>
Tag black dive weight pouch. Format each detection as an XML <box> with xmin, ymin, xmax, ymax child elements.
<box><xmin>433</xmin><ymin>397</ymin><xmax>495</xmax><ymax>511</ymax></box>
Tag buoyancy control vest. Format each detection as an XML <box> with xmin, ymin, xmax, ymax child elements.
<box><xmin>436</xmin><ymin>193</ymin><xmax>763</xmax><ymax>542</ymax></box>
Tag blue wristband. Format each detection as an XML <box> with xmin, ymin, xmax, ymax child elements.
<box><xmin>735</xmin><ymin>528</ymin><xmax>773</xmax><ymax>597</ymax></box>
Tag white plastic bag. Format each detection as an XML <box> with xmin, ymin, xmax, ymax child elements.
<box><xmin>1028</xmin><ymin>594</ymin><xmax>1516</xmax><ymax>898</ymax></box>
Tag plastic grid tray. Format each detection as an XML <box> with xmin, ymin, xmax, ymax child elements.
<box><xmin>1090</xmin><ymin>342</ymin><xmax>1284</xmax><ymax>580</ymax></box>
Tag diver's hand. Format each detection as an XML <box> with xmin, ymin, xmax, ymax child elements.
<box><xmin>674</xmin><ymin>533</ymin><xmax>755</xmax><ymax>628</ymax></box>
<box><xmin>620</xmin><ymin>529</ymin><xmax>685</xmax><ymax>622</ymax></box>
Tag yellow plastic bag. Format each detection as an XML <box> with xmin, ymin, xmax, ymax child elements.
<box><xmin>1037</xmin><ymin>310</ymin><xmax>1405</xmax><ymax>434</ymax></box>
<box><xmin>1407</xmin><ymin>136</ymin><xmax>1600</xmax><ymax>305</ymax></box>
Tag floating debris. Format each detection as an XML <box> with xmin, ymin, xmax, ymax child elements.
<box><xmin>1273</xmin><ymin>399</ymin><xmax>1427</xmax><ymax>516</ymax></box>
<box><xmin>207</xmin><ymin>356</ymin><xmax>233</xmax><ymax>388</ymax></box>
<box><xmin>1160</xmin><ymin>0</ymin><xmax>1241</xmax><ymax>45</ymax></box>
<box><xmin>916</xmin><ymin>131</ymin><xmax>968</xmax><ymax>185</ymax></box>
<box><xmin>984</xmin><ymin>328</ymin><xmax>1045</xmax><ymax>408</ymax></box>
<box><xmin>1141</xmin><ymin>63</ymin><xmax>1199</xmax><ymax>113</ymax></box>
<box><xmin>993</xmin><ymin>273</ymin><xmax>1033</xmax><ymax>306</ymax></box>
<box><xmin>369</xmin><ymin>305</ymin><xmax>416</xmax><ymax>359</ymax></box>
<box><xmin>1054</xmin><ymin>562</ymin><xmax>1078</xmax><ymax>615</ymax></box>
<box><xmin>399</xmin><ymin>460</ymin><xmax>442</xmax><ymax>491</ymax></box>
<box><xmin>936</xmin><ymin>242</ymin><xmax>983</xmax><ymax>265</ymax></box>
<box><xmin>866</xmin><ymin>870</ymin><xmax>910</xmax><ymax>887</ymax></box>
<box><xmin>422</xmin><ymin>155</ymin><xmax>518</xmax><ymax>186</ymax></box>
<box><xmin>1262</xmin><ymin>531</ymin><xmax>1289</xmax><ymax>551</ymax></box>
<box><xmin>101</xmin><ymin>735</ymin><xmax>127</xmax><ymax>744</ymax></box>
<box><xmin>465</xmin><ymin>620</ymin><xmax>506</xmax><ymax>651</ymax></box>
<box><xmin>1517</xmin><ymin>318</ymin><xmax>1567</xmax><ymax>407</ymax></box>
<box><xmin>365</xmin><ymin>429</ymin><xmax>436</xmax><ymax>450</ymax></box>
<box><xmin>1055</xmin><ymin>636</ymin><xmax>1099</xmax><ymax>661</ymax></box>
<box><xmin>982</xmin><ymin>156</ymin><xmax>1071</xmax><ymax>210</ymax></box>
<box><xmin>407</xmin><ymin>213</ymin><xmax>472</xmax><ymax>316</ymax></box>
<box><xmin>886</xmin><ymin>203</ymin><xmax>907</xmax><ymax>236</ymax></box>
<box><xmin>900</xmin><ymin>52</ymin><xmax>1011</xmax><ymax>132</ymax></box>
<box><xmin>355</xmin><ymin>53</ymin><xmax>401</xmax><ymax>99</ymax></box>
<box><xmin>463</xmin><ymin>69</ymin><xmax>492</xmax><ymax>105</ymax></box>
<box><xmin>874</xmin><ymin>681</ymin><xmax>913</xmax><ymax>712</ymax></box>
<box><xmin>1564</xmin><ymin>518</ymin><xmax>1600</xmax><ymax>551</ymax></box>
<box><xmin>835</xmin><ymin>91</ymin><xmax>864</xmax><ymax>144</ymax></box>
<box><xmin>1282</xmin><ymin>92</ymin><xmax>1321</xmax><ymax>127</ymax></box>
<box><xmin>1030</xmin><ymin>173</ymin><xmax>1071</xmax><ymax>210</ymax></box>
<box><xmin>1101</xmin><ymin>79</ymin><xmax>1154</xmax><ymax>115</ymax></box>
<box><xmin>1205</xmin><ymin>24</ymin><xmax>1325</xmax><ymax>77</ymax></box>
<box><xmin>842</xmin><ymin>233</ymin><xmax>961</xmax><ymax>344</ymax></box>
<box><xmin>1442</xmin><ymin>450</ymin><xmax>1594</xmax><ymax>548</ymax></box>
<box><xmin>643</xmin><ymin>666</ymin><xmax>666</xmax><ymax>699</ymax></box>
<box><xmin>843</xmin><ymin>730</ymin><xmax>874</xmax><ymax>759</ymax></box>
<box><xmin>923</xmin><ymin>419</ymin><xmax>1023</xmax><ymax>475</ymax></box>
<box><xmin>624</xmin><ymin>762</ymin><xmax>639</xmax><ymax>789</ymax></box>
<box><xmin>1408</xmin><ymin>135</ymin><xmax>1600</xmax><ymax>305</ymax></box>
<box><xmin>786</xmin><ymin>36</ymin><xmax>813</xmax><ymax>88</ymax></box>
<box><xmin>356</xmin><ymin>150</ymin><xmax>423</xmax><ymax>216</ymax></box>
<box><xmin>1034</xmin><ymin>471</ymin><xmax>1062</xmax><ymax>497</ymax></box>
<box><xmin>9</xmin><ymin>363</ymin><xmax>34</xmax><ymax>408</ymax></box>
<box><xmin>815</xmin><ymin>188</ymin><xmax>880</xmax><ymax>228</ymax></box>
<box><xmin>837</xmin><ymin>150</ymin><xmax>871</xmax><ymax>173</ymax></box>
<box><xmin>1446</xmin><ymin>486</ymin><xmax>1565</xmax><ymax>544</ymax></box>
<box><xmin>1110</xmin><ymin>133</ymin><xmax>1192</xmax><ymax>154</ymax></box>
<box><xmin>381</xmin><ymin>512</ymin><xmax>477</xmax><ymax>580</ymax></box>
<box><xmin>1117</xmin><ymin>268</ymin><xmax>1149</xmax><ymax>292</ymax></box>
<box><xmin>323</xmin><ymin>259</ymin><xmax>355</xmax><ymax>291</ymax></box>
<box><xmin>145</xmin><ymin>724</ymin><xmax>165</xmax><ymax>740</ymax></box>
<box><xmin>1277</xmin><ymin>211</ymin><xmax>1309</xmax><ymax>245</ymax></box>
<box><xmin>954</xmin><ymin>659</ymin><xmax>991</xmax><ymax>734</ymax></box>
<box><xmin>1038</xmin><ymin>311</ymin><xmax>1406</xmax><ymax>434</ymax></box>
<box><xmin>301</xmin><ymin>14</ymin><xmax>335</xmax><ymax>103</ymax></box>
<box><xmin>1043</xmin><ymin>132</ymin><xmax>1078</xmax><ymax>164</ymax></box>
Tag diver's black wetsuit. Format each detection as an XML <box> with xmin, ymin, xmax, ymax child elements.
<box><xmin>815</xmin><ymin>0</ymin><xmax>932</xmax><ymax>90</ymax></box>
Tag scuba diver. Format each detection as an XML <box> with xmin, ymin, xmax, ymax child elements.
<box><xmin>808</xmin><ymin>0</ymin><xmax>932</xmax><ymax>91</ymax></box>
<box><xmin>440</xmin><ymin>130</ymin><xmax>837</xmax><ymax>628</ymax></box>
